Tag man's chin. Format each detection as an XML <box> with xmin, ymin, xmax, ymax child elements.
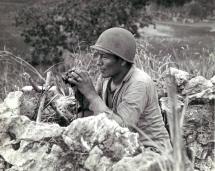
<box><xmin>101</xmin><ymin>73</ymin><xmax>110</xmax><ymax>78</ymax></box>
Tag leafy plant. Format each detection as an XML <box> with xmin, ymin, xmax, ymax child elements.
<box><xmin>15</xmin><ymin>0</ymin><xmax>150</xmax><ymax>65</ymax></box>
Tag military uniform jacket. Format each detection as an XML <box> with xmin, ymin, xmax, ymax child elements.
<box><xmin>95</xmin><ymin>65</ymin><xmax>171</xmax><ymax>149</ymax></box>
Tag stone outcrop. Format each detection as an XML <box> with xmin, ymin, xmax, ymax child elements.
<box><xmin>0</xmin><ymin>68</ymin><xmax>214</xmax><ymax>171</ymax></box>
<box><xmin>168</xmin><ymin>67</ymin><xmax>191</xmax><ymax>88</ymax></box>
<box><xmin>0</xmin><ymin>92</ymin><xmax>165</xmax><ymax>171</ymax></box>
<box><xmin>182</xmin><ymin>76</ymin><xmax>213</xmax><ymax>95</ymax></box>
<box><xmin>159</xmin><ymin>68</ymin><xmax>215</xmax><ymax>171</ymax></box>
<box><xmin>210</xmin><ymin>75</ymin><xmax>215</xmax><ymax>85</ymax></box>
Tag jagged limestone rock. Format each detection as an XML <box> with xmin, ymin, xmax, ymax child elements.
<box><xmin>156</xmin><ymin>67</ymin><xmax>191</xmax><ymax>96</ymax></box>
<box><xmin>187</xmin><ymin>87</ymin><xmax>215</xmax><ymax>103</ymax></box>
<box><xmin>0</xmin><ymin>91</ymin><xmax>23</xmax><ymax>115</ymax></box>
<box><xmin>1</xmin><ymin>65</ymin><xmax>215</xmax><ymax>171</ymax></box>
<box><xmin>184</xmin><ymin>104</ymin><xmax>214</xmax><ymax>171</ymax></box>
<box><xmin>210</xmin><ymin>75</ymin><xmax>215</xmax><ymax>84</ymax></box>
<box><xmin>84</xmin><ymin>146</ymin><xmax>112</xmax><ymax>171</ymax></box>
<box><xmin>63</xmin><ymin>113</ymin><xmax>140</xmax><ymax>160</ymax></box>
<box><xmin>168</xmin><ymin>67</ymin><xmax>191</xmax><ymax>87</ymax></box>
<box><xmin>182</xmin><ymin>76</ymin><xmax>213</xmax><ymax>95</ymax></box>
<box><xmin>0</xmin><ymin>113</ymin><xmax>69</xmax><ymax>171</ymax></box>
<box><xmin>4</xmin><ymin>89</ymin><xmax>79</xmax><ymax>125</ymax></box>
<box><xmin>0</xmin><ymin>92</ymin><xmax>145</xmax><ymax>171</ymax></box>
<box><xmin>111</xmin><ymin>150</ymin><xmax>168</xmax><ymax>171</ymax></box>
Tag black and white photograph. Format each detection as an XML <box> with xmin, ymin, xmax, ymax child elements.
<box><xmin>0</xmin><ymin>0</ymin><xmax>214</xmax><ymax>170</ymax></box>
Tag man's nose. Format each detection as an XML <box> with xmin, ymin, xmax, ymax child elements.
<box><xmin>96</xmin><ymin>56</ymin><xmax>102</xmax><ymax>66</ymax></box>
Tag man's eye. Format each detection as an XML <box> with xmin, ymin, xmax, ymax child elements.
<box><xmin>101</xmin><ymin>54</ymin><xmax>110</xmax><ymax>59</ymax></box>
<box><xmin>93</xmin><ymin>52</ymin><xmax>99</xmax><ymax>58</ymax></box>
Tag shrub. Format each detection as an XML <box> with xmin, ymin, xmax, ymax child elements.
<box><xmin>16</xmin><ymin>0</ymin><xmax>150</xmax><ymax>65</ymax></box>
<box><xmin>184</xmin><ymin>0</ymin><xmax>215</xmax><ymax>19</ymax></box>
<box><xmin>152</xmin><ymin>0</ymin><xmax>192</xmax><ymax>7</ymax></box>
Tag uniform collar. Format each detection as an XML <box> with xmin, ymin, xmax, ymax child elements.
<box><xmin>103</xmin><ymin>65</ymin><xmax>135</xmax><ymax>93</ymax></box>
<box><xmin>121</xmin><ymin>64</ymin><xmax>135</xmax><ymax>84</ymax></box>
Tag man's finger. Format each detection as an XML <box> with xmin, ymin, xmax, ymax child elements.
<box><xmin>76</xmin><ymin>76</ymin><xmax>83</xmax><ymax>82</ymax></box>
<box><xmin>68</xmin><ymin>78</ymin><xmax>79</xmax><ymax>86</ymax></box>
<box><xmin>74</xmin><ymin>69</ymin><xmax>87</xmax><ymax>78</ymax></box>
<box><xmin>70</xmin><ymin>72</ymin><xmax>79</xmax><ymax>79</ymax></box>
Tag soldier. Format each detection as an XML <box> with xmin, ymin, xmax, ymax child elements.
<box><xmin>67</xmin><ymin>27</ymin><xmax>171</xmax><ymax>151</ymax></box>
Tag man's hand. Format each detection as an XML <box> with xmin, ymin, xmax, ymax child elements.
<box><xmin>67</xmin><ymin>69</ymin><xmax>98</xmax><ymax>101</ymax></box>
<box><xmin>63</xmin><ymin>68</ymin><xmax>109</xmax><ymax>115</ymax></box>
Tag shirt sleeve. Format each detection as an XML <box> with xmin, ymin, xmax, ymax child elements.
<box><xmin>116</xmin><ymin>81</ymin><xmax>150</xmax><ymax>126</ymax></box>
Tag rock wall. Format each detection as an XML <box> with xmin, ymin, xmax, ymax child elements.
<box><xmin>0</xmin><ymin>92</ymin><xmax>164</xmax><ymax>171</ymax></box>
<box><xmin>0</xmin><ymin>67</ymin><xmax>214</xmax><ymax>171</ymax></box>
<box><xmin>159</xmin><ymin>68</ymin><xmax>215</xmax><ymax>171</ymax></box>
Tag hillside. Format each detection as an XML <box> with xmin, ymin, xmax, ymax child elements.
<box><xmin>0</xmin><ymin>0</ymin><xmax>31</xmax><ymax>56</ymax></box>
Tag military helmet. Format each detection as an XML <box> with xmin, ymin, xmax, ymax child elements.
<box><xmin>90</xmin><ymin>27</ymin><xmax>136</xmax><ymax>63</ymax></box>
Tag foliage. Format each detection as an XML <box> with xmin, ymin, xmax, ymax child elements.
<box><xmin>151</xmin><ymin>0</ymin><xmax>214</xmax><ymax>7</ymax></box>
<box><xmin>16</xmin><ymin>0</ymin><xmax>150</xmax><ymax>65</ymax></box>
<box><xmin>136</xmin><ymin>37</ymin><xmax>215</xmax><ymax>80</ymax></box>
<box><xmin>152</xmin><ymin>0</ymin><xmax>192</xmax><ymax>6</ymax></box>
<box><xmin>183</xmin><ymin>0</ymin><xmax>215</xmax><ymax>19</ymax></box>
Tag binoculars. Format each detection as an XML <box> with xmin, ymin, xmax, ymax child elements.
<box><xmin>61</xmin><ymin>69</ymin><xmax>76</xmax><ymax>87</ymax></box>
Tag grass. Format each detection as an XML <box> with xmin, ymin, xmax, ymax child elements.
<box><xmin>0</xmin><ymin>35</ymin><xmax>214</xmax><ymax>170</ymax></box>
<box><xmin>136</xmin><ymin>36</ymin><xmax>215</xmax><ymax>80</ymax></box>
<box><xmin>0</xmin><ymin>35</ymin><xmax>214</xmax><ymax>99</ymax></box>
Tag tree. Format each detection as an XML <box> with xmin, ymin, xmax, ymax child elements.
<box><xmin>16</xmin><ymin>0</ymin><xmax>150</xmax><ymax>65</ymax></box>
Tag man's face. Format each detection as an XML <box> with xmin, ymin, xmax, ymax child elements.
<box><xmin>95</xmin><ymin>52</ymin><xmax>122</xmax><ymax>78</ymax></box>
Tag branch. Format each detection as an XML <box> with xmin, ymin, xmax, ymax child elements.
<box><xmin>36</xmin><ymin>71</ymin><xmax>52</xmax><ymax>123</ymax></box>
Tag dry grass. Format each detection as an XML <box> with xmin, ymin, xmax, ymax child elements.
<box><xmin>1</xmin><ymin>35</ymin><xmax>214</xmax><ymax>100</ymax></box>
<box><xmin>136</xmin><ymin>37</ymin><xmax>215</xmax><ymax>80</ymax></box>
<box><xmin>0</xmin><ymin>35</ymin><xmax>214</xmax><ymax>170</ymax></box>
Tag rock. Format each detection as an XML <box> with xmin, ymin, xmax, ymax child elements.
<box><xmin>0</xmin><ymin>156</ymin><xmax>12</xmax><ymax>170</ymax></box>
<box><xmin>84</xmin><ymin>146</ymin><xmax>112</xmax><ymax>171</ymax></box>
<box><xmin>210</xmin><ymin>75</ymin><xmax>215</xmax><ymax>84</ymax></box>
<box><xmin>4</xmin><ymin>90</ymin><xmax>79</xmax><ymax>125</ymax></box>
<box><xmin>0</xmin><ymin>112</ymin><xmax>70</xmax><ymax>171</ymax></box>
<box><xmin>111</xmin><ymin>149</ymin><xmax>167</xmax><ymax>171</ymax></box>
<box><xmin>182</xmin><ymin>76</ymin><xmax>213</xmax><ymax>95</ymax></box>
<box><xmin>0</xmin><ymin>91</ymin><xmax>23</xmax><ymax>115</ymax></box>
<box><xmin>184</xmin><ymin>105</ymin><xmax>214</xmax><ymax>127</ymax></box>
<box><xmin>1</xmin><ymin>66</ymin><xmax>215</xmax><ymax>171</ymax></box>
<box><xmin>0</xmin><ymin>141</ymin><xmax>54</xmax><ymax>171</ymax></box>
<box><xmin>197</xmin><ymin>133</ymin><xmax>212</xmax><ymax>146</ymax></box>
<box><xmin>189</xmin><ymin>142</ymin><xmax>204</xmax><ymax>160</ymax></box>
<box><xmin>156</xmin><ymin>68</ymin><xmax>191</xmax><ymax>96</ymax></box>
<box><xmin>19</xmin><ymin>91</ymin><xmax>40</xmax><ymax>120</ymax></box>
<box><xmin>63</xmin><ymin>113</ymin><xmax>140</xmax><ymax>160</ymax></box>
<box><xmin>186</xmin><ymin>131</ymin><xmax>197</xmax><ymax>144</ymax></box>
<box><xmin>0</xmin><ymin>156</ymin><xmax>4</xmax><ymax>170</ymax></box>
<box><xmin>0</xmin><ymin>94</ymin><xmax>148</xmax><ymax>171</ymax></box>
<box><xmin>0</xmin><ymin>114</ymin><xmax>31</xmax><ymax>139</ymax></box>
<box><xmin>195</xmin><ymin>156</ymin><xmax>214</xmax><ymax>171</ymax></box>
<box><xmin>0</xmin><ymin>102</ymin><xmax>9</xmax><ymax>115</ymax></box>
<box><xmin>4</xmin><ymin>91</ymin><xmax>23</xmax><ymax>110</ymax></box>
<box><xmin>168</xmin><ymin>67</ymin><xmax>191</xmax><ymax>87</ymax></box>
<box><xmin>188</xmin><ymin>87</ymin><xmax>215</xmax><ymax>103</ymax></box>
<box><xmin>183</xmin><ymin>104</ymin><xmax>214</xmax><ymax>171</ymax></box>
<box><xmin>20</xmin><ymin>122</ymin><xmax>64</xmax><ymax>141</ymax></box>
